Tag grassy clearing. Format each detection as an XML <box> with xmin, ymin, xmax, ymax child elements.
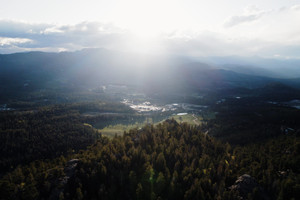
<box><xmin>99</xmin><ymin>124</ymin><xmax>138</xmax><ymax>137</ymax></box>
<box><xmin>153</xmin><ymin>113</ymin><xmax>203</xmax><ymax>126</ymax></box>
<box><xmin>98</xmin><ymin>118</ymin><xmax>153</xmax><ymax>137</ymax></box>
<box><xmin>98</xmin><ymin>114</ymin><xmax>204</xmax><ymax>137</ymax></box>
<box><xmin>170</xmin><ymin>114</ymin><xmax>202</xmax><ymax>125</ymax></box>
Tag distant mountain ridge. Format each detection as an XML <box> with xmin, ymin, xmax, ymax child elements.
<box><xmin>201</xmin><ymin>55</ymin><xmax>300</xmax><ymax>78</ymax></box>
<box><xmin>1</xmin><ymin>48</ymin><xmax>300</xmax><ymax>101</ymax></box>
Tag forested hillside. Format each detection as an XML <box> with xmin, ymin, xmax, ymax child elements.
<box><xmin>1</xmin><ymin>49</ymin><xmax>300</xmax><ymax>200</ymax></box>
<box><xmin>0</xmin><ymin>101</ymin><xmax>135</xmax><ymax>174</ymax></box>
<box><xmin>2</xmin><ymin>49</ymin><xmax>300</xmax><ymax>105</ymax></box>
<box><xmin>1</xmin><ymin>120</ymin><xmax>299</xmax><ymax>200</ymax></box>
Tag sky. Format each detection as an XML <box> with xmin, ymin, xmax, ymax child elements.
<box><xmin>1</xmin><ymin>0</ymin><xmax>300</xmax><ymax>58</ymax></box>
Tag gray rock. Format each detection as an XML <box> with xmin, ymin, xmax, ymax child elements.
<box><xmin>49</xmin><ymin>159</ymin><xmax>79</xmax><ymax>200</ymax></box>
<box><xmin>229</xmin><ymin>174</ymin><xmax>269</xmax><ymax>200</ymax></box>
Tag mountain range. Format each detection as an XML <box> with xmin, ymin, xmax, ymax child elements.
<box><xmin>1</xmin><ymin>48</ymin><xmax>300</xmax><ymax>102</ymax></box>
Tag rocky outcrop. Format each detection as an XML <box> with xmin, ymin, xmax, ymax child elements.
<box><xmin>62</xmin><ymin>159</ymin><xmax>79</xmax><ymax>184</ymax></box>
<box><xmin>229</xmin><ymin>174</ymin><xmax>269</xmax><ymax>200</ymax></box>
<box><xmin>49</xmin><ymin>159</ymin><xmax>79</xmax><ymax>200</ymax></box>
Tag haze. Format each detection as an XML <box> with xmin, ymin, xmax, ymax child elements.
<box><xmin>0</xmin><ymin>0</ymin><xmax>300</xmax><ymax>59</ymax></box>
<box><xmin>1</xmin><ymin>2</ymin><xmax>300</xmax><ymax>199</ymax></box>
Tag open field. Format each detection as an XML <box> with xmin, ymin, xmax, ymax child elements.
<box><xmin>99</xmin><ymin>114</ymin><xmax>203</xmax><ymax>137</ymax></box>
<box><xmin>98</xmin><ymin>118</ymin><xmax>153</xmax><ymax>137</ymax></box>
<box><xmin>170</xmin><ymin>114</ymin><xmax>202</xmax><ymax>125</ymax></box>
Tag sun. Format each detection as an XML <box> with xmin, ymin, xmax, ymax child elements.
<box><xmin>110</xmin><ymin>0</ymin><xmax>187</xmax><ymax>39</ymax></box>
<box><xmin>99</xmin><ymin>0</ymin><xmax>197</xmax><ymax>54</ymax></box>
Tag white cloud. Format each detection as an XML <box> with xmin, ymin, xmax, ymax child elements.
<box><xmin>291</xmin><ymin>4</ymin><xmax>300</xmax><ymax>11</ymax></box>
<box><xmin>0</xmin><ymin>20</ymin><xmax>128</xmax><ymax>52</ymax></box>
<box><xmin>224</xmin><ymin>14</ymin><xmax>262</xmax><ymax>27</ymax></box>
<box><xmin>42</xmin><ymin>27</ymin><xmax>64</xmax><ymax>34</ymax></box>
<box><xmin>0</xmin><ymin>8</ymin><xmax>300</xmax><ymax>59</ymax></box>
<box><xmin>224</xmin><ymin>5</ymin><xmax>270</xmax><ymax>28</ymax></box>
<box><xmin>0</xmin><ymin>37</ymin><xmax>32</xmax><ymax>46</ymax></box>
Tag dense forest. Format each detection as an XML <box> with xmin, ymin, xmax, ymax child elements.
<box><xmin>205</xmin><ymin>98</ymin><xmax>300</xmax><ymax>144</ymax></box>
<box><xmin>1</xmin><ymin>51</ymin><xmax>300</xmax><ymax>199</ymax></box>
<box><xmin>0</xmin><ymin>119</ymin><xmax>299</xmax><ymax>199</ymax></box>
<box><xmin>0</xmin><ymin>101</ymin><xmax>137</xmax><ymax>174</ymax></box>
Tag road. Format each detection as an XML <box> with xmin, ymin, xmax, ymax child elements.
<box><xmin>192</xmin><ymin>114</ymin><xmax>200</xmax><ymax>126</ymax></box>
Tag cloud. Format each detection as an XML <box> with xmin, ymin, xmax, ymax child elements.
<box><xmin>291</xmin><ymin>4</ymin><xmax>300</xmax><ymax>11</ymax></box>
<box><xmin>42</xmin><ymin>27</ymin><xmax>64</xmax><ymax>34</ymax></box>
<box><xmin>0</xmin><ymin>11</ymin><xmax>300</xmax><ymax>59</ymax></box>
<box><xmin>0</xmin><ymin>20</ymin><xmax>127</xmax><ymax>53</ymax></box>
<box><xmin>0</xmin><ymin>20</ymin><xmax>49</xmax><ymax>37</ymax></box>
<box><xmin>161</xmin><ymin>29</ymin><xmax>300</xmax><ymax>59</ymax></box>
<box><xmin>0</xmin><ymin>37</ymin><xmax>32</xmax><ymax>46</ymax></box>
<box><xmin>224</xmin><ymin>14</ymin><xmax>261</xmax><ymax>27</ymax></box>
<box><xmin>162</xmin><ymin>31</ymin><xmax>265</xmax><ymax>57</ymax></box>
<box><xmin>224</xmin><ymin>5</ymin><xmax>269</xmax><ymax>28</ymax></box>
